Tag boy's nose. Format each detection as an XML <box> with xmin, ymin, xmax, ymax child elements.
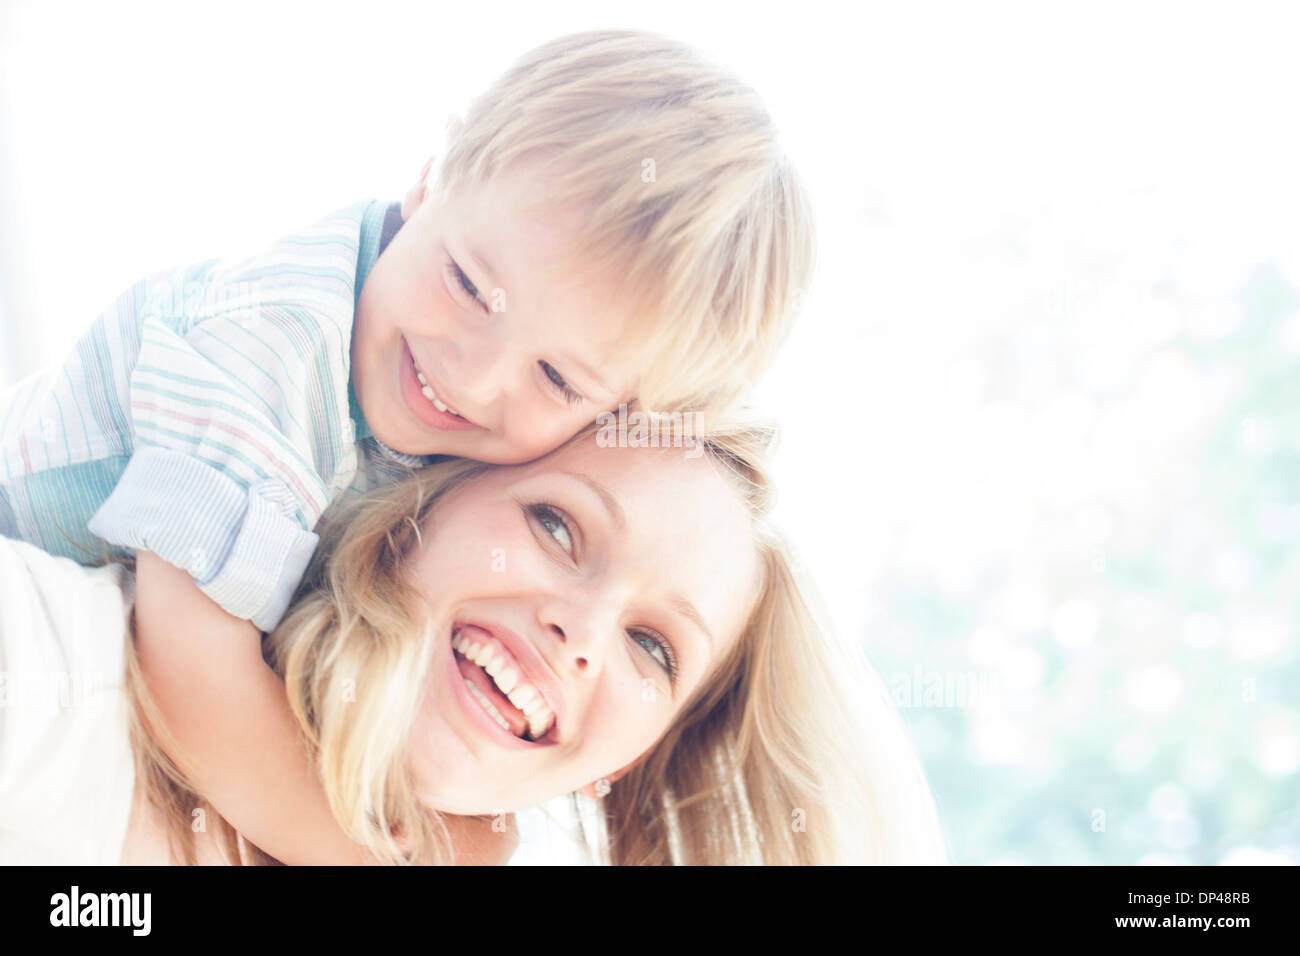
<box><xmin>445</xmin><ymin>338</ymin><xmax>515</xmax><ymax>411</ymax></box>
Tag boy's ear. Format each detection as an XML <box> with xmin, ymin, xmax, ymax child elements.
<box><xmin>401</xmin><ymin>155</ymin><xmax>436</xmax><ymax>221</ymax></box>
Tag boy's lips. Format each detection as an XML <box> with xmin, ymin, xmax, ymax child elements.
<box><xmin>399</xmin><ymin>338</ymin><xmax>483</xmax><ymax>432</ymax></box>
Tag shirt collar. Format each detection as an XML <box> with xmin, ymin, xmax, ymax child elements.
<box><xmin>354</xmin><ymin>199</ymin><xmax>404</xmax><ymax>312</ymax></box>
<box><xmin>349</xmin><ymin>200</ymin><xmax>427</xmax><ymax>468</ymax></box>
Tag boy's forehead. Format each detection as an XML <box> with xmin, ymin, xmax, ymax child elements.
<box><xmin>452</xmin><ymin>173</ymin><xmax>603</xmax><ymax>277</ymax></box>
<box><xmin>445</xmin><ymin>166</ymin><xmax>591</xmax><ymax>269</ymax></box>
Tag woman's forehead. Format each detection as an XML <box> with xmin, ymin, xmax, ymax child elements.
<box><xmin>521</xmin><ymin>432</ymin><xmax>734</xmax><ymax>506</ymax></box>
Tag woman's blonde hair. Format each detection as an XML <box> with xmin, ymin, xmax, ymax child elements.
<box><xmin>432</xmin><ymin>29</ymin><xmax>815</xmax><ymax>424</ymax></box>
<box><xmin>126</xmin><ymin>420</ymin><xmax>947</xmax><ymax>865</ymax></box>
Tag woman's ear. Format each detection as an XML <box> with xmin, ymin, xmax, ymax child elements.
<box><xmin>401</xmin><ymin>155</ymin><xmax>436</xmax><ymax>221</ymax></box>
<box><xmin>578</xmin><ymin>761</ymin><xmax>638</xmax><ymax>800</ymax></box>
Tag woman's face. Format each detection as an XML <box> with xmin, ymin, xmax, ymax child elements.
<box><xmin>405</xmin><ymin>433</ymin><xmax>762</xmax><ymax>814</ymax></box>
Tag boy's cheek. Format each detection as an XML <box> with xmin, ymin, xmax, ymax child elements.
<box><xmin>348</xmin><ymin>332</ymin><xmax>390</xmax><ymax>420</ymax></box>
<box><xmin>496</xmin><ymin>413</ymin><xmax>582</xmax><ymax>465</ymax></box>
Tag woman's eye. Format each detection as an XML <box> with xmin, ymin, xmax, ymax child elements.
<box><xmin>529</xmin><ymin>504</ymin><xmax>574</xmax><ymax>556</ymax></box>
<box><xmin>539</xmin><ymin>361</ymin><xmax>583</xmax><ymax>407</ymax></box>
<box><xmin>630</xmin><ymin>630</ymin><xmax>678</xmax><ymax>686</ymax></box>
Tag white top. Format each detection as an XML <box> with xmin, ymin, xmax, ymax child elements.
<box><xmin>0</xmin><ymin>535</ymin><xmax>137</xmax><ymax>865</ymax></box>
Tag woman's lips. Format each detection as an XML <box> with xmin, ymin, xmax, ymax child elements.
<box><xmin>445</xmin><ymin>622</ymin><xmax>555</xmax><ymax>751</ymax></box>
<box><xmin>399</xmin><ymin>338</ymin><xmax>482</xmax><ymax>432</ymax></box>
<box><xmin>457</xmin><ymin>621</ymin><xmax>567</xmax><ymax>743</ymax></box>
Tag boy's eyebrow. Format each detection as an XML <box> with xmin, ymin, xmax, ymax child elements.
<box><xmin>560</xmin><ymin>352</ymin><xmax>614</xmax><ymax>398</ymax></box>
<box><xmin>465</xmin><ymin>246</ymin><xmax>498</xmax><ymax>285</ymax></box>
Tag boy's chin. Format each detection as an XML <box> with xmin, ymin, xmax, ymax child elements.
<box><xmin>374</xmin><ymin>417</ymin><xmax>549</xmax><ymax>466</ymax></box>
<box><xmin>382</xmin><ymin>419</ymin><xmax>493</xmax><ymax>460</ymax></box>
<box><xmin>360</xmin><ymin>411</ymin><xmax>437</xmax><ymax>457</ymax></box>
<box><xmin>385</xmin><ymin>424</ymin><xmax>451</xmax><ymax>457</ymax></box>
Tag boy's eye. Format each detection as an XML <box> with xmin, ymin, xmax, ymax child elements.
<box><xmin>445</xmin><ymin>258</ymin><xmax>489</xmax><ymax>314</ymax></box>
<box><xmin>540</xmin><ymin>361</ymin><xmax>583</xmax><ymax>407</ymax></box>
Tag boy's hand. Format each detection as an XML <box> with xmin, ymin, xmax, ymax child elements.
<box><xmin>132</xmin><ymin>550</ymin><xmax>380</xmax><ymax>865</ymax></box>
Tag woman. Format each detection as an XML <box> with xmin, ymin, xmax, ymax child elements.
<box><xmin>0</xmin><ymin>420</ymin><xmax>947</xmax><ymax>864</ymax></box>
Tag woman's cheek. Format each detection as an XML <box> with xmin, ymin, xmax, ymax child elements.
<box><xmin>439</xmin><ymin>507</ymin><xmax>533</xmax><ymax>584</ymax></box>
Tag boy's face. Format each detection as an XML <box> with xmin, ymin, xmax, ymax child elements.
<box><xmin>351</xmin><ymin>160</ymin><xmax>642</xmax><ymax>463</ymax></box>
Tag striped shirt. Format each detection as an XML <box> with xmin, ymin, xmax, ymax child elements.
<box><xmin>0</xmin><ymin>199</ymin><xmax>430</xmax><ymax>631</ymax></box>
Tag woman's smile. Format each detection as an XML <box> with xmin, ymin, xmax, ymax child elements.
<box><xmin>445</xmin><ymin>626</ymin><xmax>556</xmax><ymax>752</ymax></box>
<box><xmin>449</xmin><ymin>621</ymin><xmax>563</xmax><ymax>744</ymax></box>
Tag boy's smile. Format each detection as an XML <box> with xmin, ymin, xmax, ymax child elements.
<box><xmin>350</xmin><ymin>159</ymin><xmax>643</xmax><ymax>463</ymax></box>
<box><xmin>398</xmin><ymin>337</ymin><xmax>483</xmax><ymax>432</ymax></box>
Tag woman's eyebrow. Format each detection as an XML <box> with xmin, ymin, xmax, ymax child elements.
<box><xmin>562</xmin><ymin>471</ymin><xmax>625</xmax><ymax>530</ymax></box>
<box><xmin>668</xmin><ymin>593</ymin><xmax>713</xmax><ymax>649</ymax></box>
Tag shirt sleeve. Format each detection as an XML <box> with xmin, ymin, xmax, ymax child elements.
<box><xmin>88</xmin><ymin>440</ymin><xmax>321</xmax><ymax>633</ymax></box>
<box><xmin>87</xmin><ymin>250</ymin><xmax>359</xmax><ymax>632</ymax></box>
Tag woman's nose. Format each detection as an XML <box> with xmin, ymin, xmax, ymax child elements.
<box><xmin>539</xmin><ymin>598</ymin><xmax>612</xmax><ymax>678</ymax></box>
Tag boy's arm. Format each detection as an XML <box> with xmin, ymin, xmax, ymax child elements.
<box><xmin>74</xmin><ymin>205</ymin><xmax>390</xmax><ymax>861</ymax></box>
<box><xmin>132</xmin><ymin>550</ymin><xmax>378</xmax><ymax>865</ymax></box>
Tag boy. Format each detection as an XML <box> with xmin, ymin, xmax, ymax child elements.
<box><xmin>0</xmin><ymin>29</ymin><xmax>813</xmax><ymax>863</ymax></box>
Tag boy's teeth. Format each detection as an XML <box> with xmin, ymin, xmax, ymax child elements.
<box><xmin>414</xmin><ymin>369</ymin><xmax>461</xmax><ymax>417</ymax></box>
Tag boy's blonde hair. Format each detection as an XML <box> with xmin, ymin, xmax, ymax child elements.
<box><xmin>433</xmin><ymin>29</ymin><xmax>815</xmax><ymax>424</ymax></box>
<box><xmin>125</xmin><ymin>421</ymin><xmax>947</xmax><ymax>865</ymax></box>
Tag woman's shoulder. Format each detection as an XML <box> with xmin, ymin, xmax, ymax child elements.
<box><xmin>0</xmin><ymin>536</ymin><xmax>135</xmax><ymax>671</ymax></box>
<box><xmin>0</xmin><ymin>535</ymin><xmax>137</xmax><ymax>865</ymax></box>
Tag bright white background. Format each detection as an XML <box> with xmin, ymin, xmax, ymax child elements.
<box><xmin>3</xmin><ymin>0</ymin><xmax>1297</xmax><ymax>864</ymax></box>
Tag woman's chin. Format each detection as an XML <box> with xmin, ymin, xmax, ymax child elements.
<box><xmin>413</xmin><ymin>782</ymin><xmax>515</xmax><ymax>817</ymax></box>
<box><xmin>411</xmin><ymin>754</ymin><xmax>563</xmax><ymax>817</ymax></box>
<box><xmin>408</xmin><ymin>742</ymin><xmax>513</xmax><ymax>815</ymax></box>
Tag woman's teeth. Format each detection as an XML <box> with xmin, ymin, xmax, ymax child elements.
<box><xmin>453</xmin><ymin>630</ymin><xmax>556</xmax><ymax>741</ymax></box>
<box><xmin>414</xmin><ymin>369</ymin><xmax>463</xmax><ymax>418</ymax></box>
<box><xmin>463</xmin><ymin>679</ymin><xmax>516</xmax><ymax>735</ymax></box>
